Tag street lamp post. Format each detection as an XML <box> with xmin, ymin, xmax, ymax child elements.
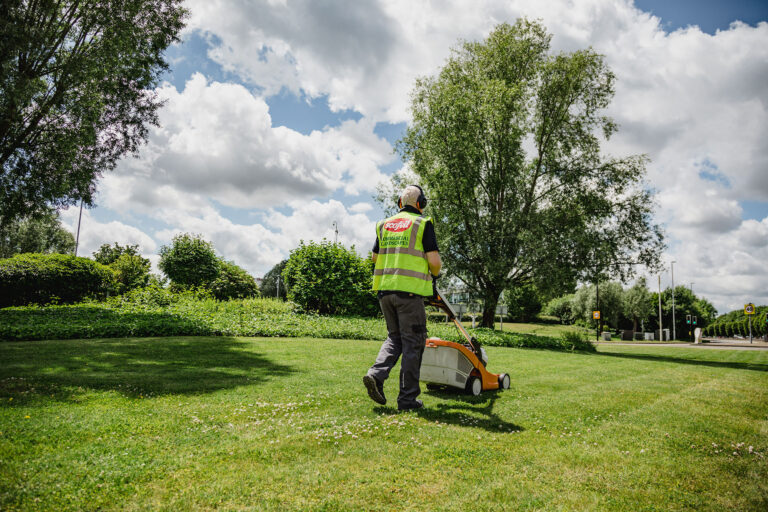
<box><xmin>658</xmin><ymin>274</ymin><xmax>663</xmax><ymax>341</ymax></box>
<box><xmin>671</xmin><ymin>261</ymin><xmax>676</xmax><ymax>341</ymax></box>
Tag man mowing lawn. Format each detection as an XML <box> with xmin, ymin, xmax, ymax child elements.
<box><xmin>364</xmin><ymin>185</ymin><xmax>442</xmax><ymax>411</ymax></box>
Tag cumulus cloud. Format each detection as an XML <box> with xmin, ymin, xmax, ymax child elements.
<box><xmin>90</xmin><ymin>0</ymin><xmax>768</xmax><ymax>312</ymax></box>
<box><xmin>150</xmin><ymin>198</ymin><xmax>376</xmax><ymax>276</ymax></box>
<box><xmin>59</xmin><ymin>208</ymin><xmax>158</xmax><ymax>261</ymax></box>
<box><xmin>112</xmin><ymin>73</ymin><xmax>392</xmax><ymax>210</ymax></box>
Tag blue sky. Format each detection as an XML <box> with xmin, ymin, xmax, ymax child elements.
<box><xmin>635</xmin><ymin>0</ymin><xmax>768</xmax><ymax>34</ymax></box>
<box><xmin>63</xmin><ymin>0</ymin><xmax>768</xmax><ymax>313</ymax></box>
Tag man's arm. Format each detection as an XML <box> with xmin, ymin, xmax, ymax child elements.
<box><xmin>426</xmin><ymin>251</ymin><xmax>441</xmax><ymax>277</ymax></box>
<box><xmin>372</xmin><ymin>252</ymin><xmax>378</xmax><ymax>264</ymax></box>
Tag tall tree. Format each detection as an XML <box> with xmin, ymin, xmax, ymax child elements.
<box><xmin>622</xmin><ymin>277</ymin><xmax>652</xmax><ymax>332</ymax></box>
<box><xmin>261</xmin><ymin>259</ymin><xmax>288</xmax><ymax>300</ymax></box>
<box><xmin>0</xmin><ymin>0</ymin><xmax>186</xmax><ymax>226</ymax></box>
<box><xmin>92</xmin><ymin>242</ymin><xmax>140</xmax><ymax>265</ymax></box>
<box><xmin>397</xmin><ymin>20</ymin><xmax>664</xmax><ymax>327</ymax></box>
<box><xmin>0</xmin><ymin>208</ymin><xmax>74</xmax><ymax>257</ymax></box>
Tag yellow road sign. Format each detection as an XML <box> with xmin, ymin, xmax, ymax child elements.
<box><xmin>745</xmin><ymin>303</ymin><xmax>755</xmax><ymax>315</ymax></box>
<box><xmin>592</xmin><ymin>311</ymin><xmax>600</xmax><ymax>320</ymax></box>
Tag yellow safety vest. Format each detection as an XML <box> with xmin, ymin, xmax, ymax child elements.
<box><xmin>373</xmin><ymin>211</ymin><xmax>433</xmax><ymax>296</ymax></box>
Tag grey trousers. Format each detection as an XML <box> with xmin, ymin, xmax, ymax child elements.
<box><xmin>368</xmin><ymin>293</ymin><xmax>427</xmax><ymax>407</ymax></box>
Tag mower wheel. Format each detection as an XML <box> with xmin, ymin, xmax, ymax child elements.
<box><xmin>498</xmin><ymin>373</ymin><xmax>510</xmax><ymax>390</ymax></box>
<box><xmin>426</xmin><ymin>383</ymin><xmax>441</xmax><ymax>391</ymax></box>
<box><xmin>466</xmin><ymin>376</ymin><xmax>482</xmax><ymax>396</ymax></box>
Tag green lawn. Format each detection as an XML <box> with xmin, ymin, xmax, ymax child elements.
<box><xmin>1</xmin><ymin>337</ymin><xmax>767</xmax><ymax>511</ymax></box>
<box><xmin>466</xmin><ymin>321</ymin><xmax>587</xmax><ymax>337</ymax></box>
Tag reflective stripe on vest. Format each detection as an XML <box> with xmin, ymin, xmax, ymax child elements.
<box><xmin>373</xmin><ymin>212</ymin><xmax>433</xmax><ymax>296</ymax></box>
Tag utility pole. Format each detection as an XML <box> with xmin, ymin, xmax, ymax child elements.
<box><xmin>276</xmin><ymin>275</ymin><xmax>280</xmax><ymax>299</ymax></box>
<box><xmin>671</xmin><ymin>261</ymin><xmax>676</xmax><ymax>341</ymax></box>
<box><xmin>658</xmin><ymin>275</ymin><xmax>663</xmax><ymax>341</ymax></box>
<box><xmin>595</xmin><ymin>277</ymin><xmax>600</xmax><ymax>342</ymax></box>
<box><xmin>333</xmin><ymin>221</ymin><xmax>339</xmax><ymax>244</ymax></box>
<box><xmin>74</xmin><ymin>200</ymin><xmax>84</xmax><ymax>256</ymax></box>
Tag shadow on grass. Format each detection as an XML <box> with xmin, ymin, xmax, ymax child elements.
<box><xmin>0</xmin><ymin>336</ymin><xmax>295</xmax><ymax>403</ymax></box>
<box><xmin>594</xmin><ymin>350</ymin><xmax>768</xmax><ymax>372</ymax></box>
<box><xmin>374</xmin><ymin>388</ymin><xmax>522</xmax><ymax>434</ymax></box>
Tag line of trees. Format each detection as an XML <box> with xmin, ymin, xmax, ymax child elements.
<box><xmin>704</xmin><ymin>306</ymin><xmax>767</xmax><ymax>338</ymax></box>
<box><xmin>542</xmin><ymin>279</ymin><xmax>717</xmax><ymax>336</ymax></box>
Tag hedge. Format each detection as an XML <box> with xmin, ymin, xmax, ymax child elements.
<box><xmin>0</xmin><ymin>253</ymin><xmax>115</xmax><ymax>307</ymax></box>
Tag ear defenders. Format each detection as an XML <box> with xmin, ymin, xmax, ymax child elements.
<box><xmin>398</xmin><ymin>184</ymin><xmax>428</xmax><ymax>210</ymax></box>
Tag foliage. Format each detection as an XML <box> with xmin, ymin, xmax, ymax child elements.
<box><xmin>0</xmin><ymin>253</ymin><xmax>114</xmax><ymax>307</ymax></box>
<box><xmin>394</xmin><ymin>19</ymin><xmax>664</xmax><ymax>327</ymax></box>
<box><xmin>645</xmin><ymin>286</ymin><xmax>718</xmax><ymax>339</ymax></box>
<box><xmin>0</xmin><ymin>0</ymin><xmax>187</xmax><ymax>226</ymax></box>
<box><xmin>543</xmin><ymin>294</ymin><xmax>575</xmax><ymax>324</ymax></box>
<box><xmin>622</xmin><ymin>277</ymin><xmax>652</xmax><ymax>332</ymax></box>
<box><xmin>282</xmin><ymin>240</ymin><xmax>377</xmax><ymax>316</ymax></box>
<box><xmin>158</xmin><ymin>233</ymin><xmax>220</xmax><ymax>288</ymax></box>
<box><xmin>92</xmin><ymin>242</ymin><xmax>140</xmax><ymax>265</ymax></box>
<box><xmin>504</xmin><ymin>284</ymin><xmax>542</xmax><ymax>322</ymax></box>
<box><xmin>111</xmin><ymin>253</ymin><xmax>151</xmax><ymax>294</ymax></box>
<box><xmin>0</xmin><ymin>209</ymin><xmax>75</xmax><ymax>257</ymax></box>
<box><xmin>260</xmin><ymin>259</ymin><xmax>288</xmax><ymax>299</ymax></box>
<box><xmin>0</xmin><ymin>292</ymin><xmax>595</xmax><ymax>353</ymax></box>
<box><xmin>210</xmin><ymin>260</ymin><xmax>260</xmax><ymax>301</ymax></box>
<box><xmin>572</xmin><ymin>282</ymin><xmax>623</xmax><ymax>330</ymax></box>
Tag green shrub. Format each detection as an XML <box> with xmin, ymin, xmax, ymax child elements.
<box><xmin>282</xmin><ymin>240</ymin><xmax>377</xmax><ymax>316</ymax></box>
<box><xmin>0</xmin><ymin>253</ymin><xmax>115</xmax><ymax>307</ymax></box>
<box><xmin>210</xmin><ymin>260</ymin><xmax>259</xmax><ymax>300</ymax></box>
<box><xmin>111</xmin><ymin>253</ymin><xmax>151</xmax><ymax>294</ymax></box>
<box><xmin>93</xmin><ymin>243</ymin><xmax>140</xmax><ymax>265</ymax></box>
<box><xmin>261</xmin><ymin>259</ymin><xmax>288</xmax><ymax>299</ymax></box>
<box><xmin>159</xmin><ymin>233</ymin><xmax>220</xmax><ymax>288</ymax></box>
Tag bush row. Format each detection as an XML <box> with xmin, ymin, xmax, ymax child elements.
<box><xmin>0</xmin><ymin>253</ymin><xmax>114</xmax><ymax>308</ymax></box>
<box><xmin>0</xmin><ymin>293</ymin><xmax>594</xmax><ymax>352</ymax></box>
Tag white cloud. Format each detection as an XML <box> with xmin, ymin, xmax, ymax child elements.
<box><xmin>110</xmin><ymin>73</ymin><xmax>392</xmax><ymax>211</ymax></box>
<box><xmin>149</xmin><ymin>199</ymin><xmax>376</xmax><ymax>276</ymax></box>
<box><xmin>59</xmin><ymin>208</ymin><xmax>157</xmax><ymax>261</ymax></box>
<box><xmin>91</xmin><ymin>0</ymin><xmax>768</xmax><ymax>313</ymax></box>
<box><xmin>349</xmin><ymin>202</ymin><xmax>373</xmax><ymax>213</ymax></box>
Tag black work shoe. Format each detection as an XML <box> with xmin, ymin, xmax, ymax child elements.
<box><xmin>363</xmin><ymin>374</ymin><xmax>386</xmax><ymax>405</ymax></box>
<box><xmin>398</xmin><ymin>399</ymin><xmax>423</xmax><ymax>411</ymax></box>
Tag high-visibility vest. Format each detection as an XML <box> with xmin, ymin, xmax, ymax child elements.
<box><xmin>373</xmin><ymin>211</ymin><xmax>433</xmax><ymax>296</ymax></box>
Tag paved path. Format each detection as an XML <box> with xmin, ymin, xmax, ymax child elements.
<box><xmin>595</xmin><ymin>338</ymin><xmax>768</xmax><ymax>350</ymax></box>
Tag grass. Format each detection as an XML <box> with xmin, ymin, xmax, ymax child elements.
<box><xmin>0</xmin><ymin>297</ymin><xmax>594</xmax><ymax>351</ymax></box>
<box><xmin>462</xmin><ymin>320</ymin><xmax>588</xmax><ymax>337</ymax></box>
<box><xmin>1</xmin><ymin>337</ymin><xmax>767</xmax><ymax>510</ymax></box>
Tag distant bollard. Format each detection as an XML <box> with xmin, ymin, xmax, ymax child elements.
<box><xmin>694</xmin><ymin>327</ymin><xmax>702</xmax><ymax>344</ymax></box>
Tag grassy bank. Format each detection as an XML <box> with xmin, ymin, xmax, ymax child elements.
<box><xmin>1</xmin><ymin>337</ymin><xmax>766</xmax><ymax>510</ymax></box>
<box><xmin>0</xmin><ymin>296</ymin><xmax>593</xmax><ymax>351</ymax></box>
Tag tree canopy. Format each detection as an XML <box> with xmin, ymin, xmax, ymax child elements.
<box><xmin>0</xmin><ymin>208</ymin><xmax>74</xmax><ymax>257</ymax></box>
<box><xmin>396</xmin><ymin>19</ymin><xmax>664</xmax><ymax>326</ymax></box>
<box><xmin>0</xmin><ymin>0</ymin><xmax>187</xmax><ymax>226</ymax></box>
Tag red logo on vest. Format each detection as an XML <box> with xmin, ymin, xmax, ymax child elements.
<box><xmin>383</xmin><ymin>219</ymin><xmax>412</xmax><ymax>232</ymax></box>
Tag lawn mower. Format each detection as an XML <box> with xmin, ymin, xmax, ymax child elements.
<box><xmin>421</xmin><ymin>287</ymin><xmax>510</xmax><ymax>395</ymax></box>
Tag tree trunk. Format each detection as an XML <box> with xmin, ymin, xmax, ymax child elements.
<box><xmin>480</xmin><ymin>289</ymin><xmax>501</xmax><ymax>328</ymax></box>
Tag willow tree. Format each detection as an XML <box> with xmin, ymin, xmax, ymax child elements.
<box><xmin>0</xmin><ymin>0</ymin><xmax>187</xmax><ymax>226</ymax></box>
<box><xmin>397</xmin><ymin>20</ymin><xmax>664</xmax><ymax>327</ymax></box>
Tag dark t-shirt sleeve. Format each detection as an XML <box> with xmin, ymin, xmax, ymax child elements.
<box><xmin>422</xmin><ymin>220</ymin><xmax>439</xmax><ymax>252</ymax></box>
<box><xmin>372</xmin><ymin>218</ymin><xmax>438</xmax><ymax>254</ymax></box>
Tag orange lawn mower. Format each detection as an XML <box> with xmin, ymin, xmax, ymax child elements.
<box><xmin>421</xmin><ymin>287</ymin><xmax>510</xmax><ymax>395</ymax></box>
